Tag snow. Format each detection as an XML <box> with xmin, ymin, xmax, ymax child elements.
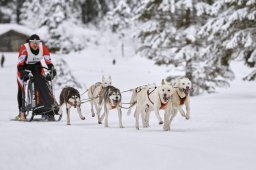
<box><xmin>0</xmin><ymin>40</ymin><xmax>256</xmax><ymax>170</ymax></box>
<box><xmin>0</xmin><ymin>24</ymin><xmax>33</xmax><ymax>36</ymax></box>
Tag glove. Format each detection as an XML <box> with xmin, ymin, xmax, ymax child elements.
<box><xmin>45</xmin><ymin>74</ymin><xmax>52</xmax><ymax>81</ymax></box>
<box><xmin>20</xmin><ymin>70</ymin><xmax>29</xmax><ymax>81</ymax></box>
<box><xmin>51</xmin><ymin>68</ymin><xmax>57</xmax><ymax>79</ymax></box>
<box><xmin>48</xmin><ymin>64</ymin><xmax>57</xmax><ymax>79</ymax></box>
<box><xmin>45</xmin><ymin>69</ymin><xmax>57</xmax><ymax>81</ymax></box>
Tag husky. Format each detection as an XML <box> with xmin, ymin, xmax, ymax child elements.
<box><xmin>99</xmin><ymin>85</ymin><xmax>124</xmax><ymax>128</ymax></box>
<box><xmin>126</xmin><ymin>84</ymin><xmax>155</xmax><ymax>116</ymax></box>
<box><xmin>163</xmin><ymin>77</ymin><xmax>192</xmax><ymax>131</ymax></box>
<box><xmin>59</xmin><ymin>86</ymin><xmax>85</xmax><ymax>125</ymax></box>
<box><xmin>134</xmin><ymin>80</ymin><xmax>174</xmax><ymax>130</ymax></box>
<box><xmin>88</xmin><ymin>76</ymin><xmax>112</xmax><ymax>124</ymax></box>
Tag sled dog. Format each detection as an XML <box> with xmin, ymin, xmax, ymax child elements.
<box><xmin>88</xmin><ymin>76</ymin><xmax>112</xmax><ymax>124</ymax></box>
<box><xmin>99</xmin><ymin>85</ymin><xmax>124</xmax><ymax>128</ymax></box>
<box><xmin>127</xmin><ymin>84</ymin><xmax>156</xmax><ymax>116</ymax></box>
<box><xmin>59</xmin><ymin>86</ymin><xmax>85</xmax><ymax>125</ymax></box>
<box><xmin>163</xmin><ymin>77</ymin><xmax>191</xmax><ymax>131</ymax></box>
<box><xmin>134</xmin><ymin>80</ymin><xmax>174</xmax><ymax>130</ymax></box>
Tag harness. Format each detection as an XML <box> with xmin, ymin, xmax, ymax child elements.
<box><xmin>176</xmin><ymin>90</ymin><xmax>187</xmax><ymax>105</ymax></box>
<box><xmin>147</xmin><ymin>88</ymin><xmax>169</xmax><ymax>110</ymax></box>
<box><xmin>159</xmin><ymin>100</ymin><xmax>168</xmax><ymax>110</ymax></box>
<box><xmin>147</xmin><ymin>89</ymin><xmax>155</xmax><ymax>105</ymax></box>
<box><xmin>90</xmin><ymin>82</ymin><xmax>102</xmax><ymax>96</ymax></box>
<box><xmin>111</xmin><ymin>104</ymin><xmax>118</xmax><ymax>109</ymax></box>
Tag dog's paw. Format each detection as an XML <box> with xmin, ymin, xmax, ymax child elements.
<box><xmin>136</xmin><ymin>127</ymin><xmax>140</xmax><ymax>130</ymax></box>
<box><xmin>92</xmin><ymin>114</ymin><xmax>95</xmax><ymax>117</ymax></box>
<box><xmin>159</xmin><ymin>121</ymin><xmax>164</xmax><ymax>125</ymax></box>
<box><xmin>67</xmin><ymin>123</ymin><xmax>71</xmax><ymax>125</ymax></box>
<box><xmin>81</xmin><ymin>117</ymin><xmax>85</xmax><ymax>120</ymax></box>
<box><xmin>119</xmin><ymin>125</ymin><xmax>124</xmax><ymax>128</ymax></box>
<box><xmin>163</xmin><ymin>125</ymin><xmax>170</xmax><ymax>131</ymax></box>
<box><xmin>98</xmin><ymin>121</ymin><xmax>102</xmax><ymax>124</ymax></box>
<box><xmin>104</xmin><ymin>125</ymin><xmax>109</xmax><ymax>128</ymax></box>
<box><xmin>185</xmin><ymin>115</ymin><xmax>190</xmax><ymax>120</ymax></box>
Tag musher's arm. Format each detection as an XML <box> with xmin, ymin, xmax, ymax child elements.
<box><xmin>42</xmin><ymin>44</ymin><xmax>54</xmax><ymax>69</ymax></box>
<box><xmin>17</xmin><ymin>45</ymin><xmax>27</xmax><ymax>76</ymax></box>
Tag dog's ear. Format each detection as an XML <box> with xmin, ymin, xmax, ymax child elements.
<box><xmin>161</xmin><ymin>79</ymin><xmax>166</xmax><ymax>85</ymax></box>
<box><xmin>102</xmin><ymin>75</ymin><xmax>105</xmax><ymax>82</ymax></box>
<box><xmin>108</xmin><ymin>75</ymin><xmax>112</xmax><ymax>81</ymax></box>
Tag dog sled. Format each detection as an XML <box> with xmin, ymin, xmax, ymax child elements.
<box><xmin>21</xmin><ymin>65</ymin><xmax>61</xmax><ymax>121</ymax></box>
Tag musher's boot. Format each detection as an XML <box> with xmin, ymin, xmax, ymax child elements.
<box><xmin>16</xmin><ymin>112</ymin><xmax>26</xmax><ymax>121</ymax></box>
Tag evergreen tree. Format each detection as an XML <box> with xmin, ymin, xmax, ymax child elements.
<box><xmin>200</xmin><ymin>0</ymin><xmax>256</xmax><ymax>81</ymax></box>
<box><xmin>0</xmin><ymin>0</ymin><xmax>20</xmax><ymax>23</ymax></box>
<box><xmin>20</xmin><ymin>0</ymin><xmax>45</xmax><ymax>28</ymax></box>
<box><xmin>0</xmin><ymin>0</ymin><xmax>12</xmax><ymax>23</ymax></box>
<box><xmin>80</xmin><ymin>0</ymin><xmax>109</xmax><ymax>24</ymax></box>
<box><xmin>16</xmin><ymin>0</ymin><xmax>25</xmax><ymax>23</ymax></box>
<box><xmin>104</xmin><ymin>0</ymin><xmax>132</xmax><ymax>33</ymax></box>
<box><xmin>44</xmin><ymin>0</ymin><xmax>83</xmax><ymax>53</ymax></box>
<box><xmin>54</xmin><ymin>58</ymin><xmax>82</xmax><ymax>89</ymax></box>
<box><xmin>135</xmin><ymin>0</ymin><xmax>234</xmax><ymax>95</ymax></box>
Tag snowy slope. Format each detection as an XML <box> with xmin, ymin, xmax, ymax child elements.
<box><xmin>0</xmin><ymin>42</ymin><xmax>255</xmax><ymax>170</ymax></box>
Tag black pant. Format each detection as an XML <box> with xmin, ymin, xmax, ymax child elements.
<box><xmin>17</xmin><ymin>86</ymin><xmax>23</xmax><ymax>111</ymax></box>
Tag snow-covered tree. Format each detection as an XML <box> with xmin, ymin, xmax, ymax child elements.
<box><xmin>80</xmin><ymin>0</ymin><xmax>109</xmax><ymax>24</ymax></box>
<box><xmin>43</xmin><ymin>0</ymin><xmax>84</xmax><ymax>53</ymax></box>
<box><xmin>0</xmin><ymin>0</ymin><xmax>25</xmax><ymax>23</ymax></box>
<box><xmin>135</xmin><ymin>0</ymin><xmax>234</xmax><ymax>95</ymax></box>
<box><xmin>200</xmin><ymin>0</ymin><xmax>256</xmax><ymax>81</ymax></box>
<box><xmin>54</xmin><ymin>58</ymin><xmax>82</xmax><ymax>90</ymax></box>
<box><xmin>104</xmin><ymin>0</ymin><xmax>133</xmax><ymax>33</ymax></box>
<box><xmin>20</xmin><ymin>0</ymin><xmax>45</xmax><ymax>28</ymax></box>
<box><xmin>0</xmin><ymin>0</ymin><xmax>12</xmax><ymax>23</ymax></box>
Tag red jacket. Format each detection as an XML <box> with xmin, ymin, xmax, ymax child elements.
<box><xmin>17</xmin><ymin>43</ymin><xmax>52</xmax><ymax>89</ymax></box>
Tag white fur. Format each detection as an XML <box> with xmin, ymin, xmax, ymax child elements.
<box><xmin>163</xmin><ymin>77</ymin><xmax>191</xmax><ymax>131</ymax></box>
<box><xmin>133</xmin><ymin>80</ymin><xmax>174</xmax><ymax>130</ymax></box>
<box><xmin>88</xmin><ymin>76</ymin><xmax>112</xmax><ymax>124</ymax></box>
<box><xmin>127</xmin><ymin>84</ymin><xmax>156</xmax><ymax>116</ymax></box>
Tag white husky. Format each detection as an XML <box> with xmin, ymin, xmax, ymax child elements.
<box><xmin>134</xmin><ymin>80</ymin><xmax>174</xmax><ymax>130</ymax></box>
<box><xmin>88</xmin><ymin>76</ymin><xmax>112</xmax><ymax>124</ymax></box>
<box><xmin>127</xmin><ymin>84</ymin><xmax>156</xmax><ymax>116</ymax></box>
<box><xmin>163</xmin><ymin>77</ymin><xmax>192</xmax><ymax>131</ymax></box>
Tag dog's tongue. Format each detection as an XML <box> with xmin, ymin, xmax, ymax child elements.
<box><xmin>184</xmin><ymin>88</ymin><xmax>190</xmax><ymax>95</ymax></box>
<box><xmin>112</xmin><ymin>100</ymin><xmax>118</xmax><ymax>105</ymax></box>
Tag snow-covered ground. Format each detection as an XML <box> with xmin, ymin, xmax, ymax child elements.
<box><xmin>0</xmin><ymin>41</ymin><xmax>255</xmax><ymax>170</ymax></box>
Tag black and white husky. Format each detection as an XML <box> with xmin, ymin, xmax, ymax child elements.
<box><xmin>99</xmin><ymin>85</ymin><xmax>124</xmax><ymax>128</ymax></box>
<box><xmin>59</xmin><ymin>86</ymin><xmax>85</xmax><ymax>125</ymax></box>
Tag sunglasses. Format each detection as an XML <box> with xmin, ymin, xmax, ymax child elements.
<box><xmin>29</xmin><ymin>40</ymin><xmax>41</xmax><ymax>44</ymax></box>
